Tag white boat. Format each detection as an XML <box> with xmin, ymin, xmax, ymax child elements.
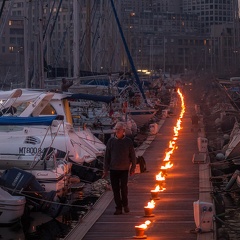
<box><xmin>0</xmin><ymin>187</ymin><xmax>26</xmax><ymax>224</ymax></box>
<box><xmin>225</xmin><ymin>121</ymin><xmax>240</xmax><ymax>159</ymax></box>
<box><xmin>126</xmin><ymin>108</ymin><xmax>157</xmax><ymax>127</ymax></box>
<box><xmin>26</xmin><ymin>160</ymin><xmax>72</xmax><ymax>194</ymax></box>
<box><xmin>0</xmin><ymin>122</ymin><xmax>72</xmax><ymax>195</ymax></box>
<box><xmin>117</xmin><ymin>81</ymin><xmax>158</xmax><ymax>127</ymax></box>
<box><xmin>0</xmin><ymin>89</ymin><xmax>105</xmax><ymax>163</ymax></box>
<box><xmin>0</xmin><ymin>89</ymin><xmax>107</xmax><ymax>186</ymax></box>
<box><xmin>0</xmin><ymin>167</ymin><xmax>65</xmax><ymax>217</ymax></box>
<box><xmin>0</xmin><ymin>115</ymin><xmax>93</xmax><ymax>163</ymax></box>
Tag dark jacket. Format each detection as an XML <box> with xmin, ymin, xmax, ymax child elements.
<box><xmin>104</xmin><ymin>136</ymin><xmax>136</xmax><ymax>173</ymax></box>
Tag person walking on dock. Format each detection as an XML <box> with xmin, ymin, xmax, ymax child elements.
<box><xmin>102</xmin><ymin>121</ymin><xmax>136</xmax><ymax>215</ymax></box>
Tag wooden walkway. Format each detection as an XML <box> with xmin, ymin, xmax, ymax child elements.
<box><xmin>65</xmin><ymin>89</ymin><xmax>216</xmax><ymax>240</ymax></box>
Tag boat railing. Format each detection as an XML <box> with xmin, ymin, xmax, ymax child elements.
<box><xmin>30</xmin><ymin>120</ymin><xmax>64</xmax><ymax>170</ymax></box>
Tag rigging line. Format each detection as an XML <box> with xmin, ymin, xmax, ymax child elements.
<box><xmin>1</xmin><ymin>185</ymin><xmax>99</xmax><ymax>208</ymax></box>
<box><xmin>54</xmin><ymin>11</ymin><xmax>73</xmax><ymax>67</ymax></box>
<box><xmin>110</xmin><ymin>0</ymin><xmax>147</xmax><ymax>104</ymax></box>
<box><xmin>49</xmin><ymin>0</ymin><xmax>63</xmax><ymax>40</ymax></box>
<box><xmin>72</xmin><ymin>131</ymin><xmax>104</xmax><ymax>145</ymax></box>
<box><xmin>43</xmin><ymin>0</ymin><xmax>56</xmax><ymax>41</ymax></box>
<box><xmin>70</xmin><ymin>140</ymin><xmax>97</xmax><ymax>158</ymax></box>
<box><xmin>90</xmin><ymin>1</ymin><xmax>101</xmax><ymax>50</ymax></box>
<box><xmin>46</xmin><ymin>1</ymin><xmax>64</xmax><ymax>65</ymax></box>
<box><xmin>0</xmin><ymin>0</ymin><xmax>7</xmax><ymax>20</ymax></box>
<box><xmin>0</xmin><ymin>0</ymin><xmax>14</xmax><ymax>37</ymax></box>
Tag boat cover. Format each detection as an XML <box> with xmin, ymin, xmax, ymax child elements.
<box><xmin>68</xmin><ymin>93</ymin><xmax>115</xmax><ymax>103</ymax></box>
<box><xmin>0</xmin><ymin>115</ymin><xmax>58</xmax><ymax>126</ymax></box>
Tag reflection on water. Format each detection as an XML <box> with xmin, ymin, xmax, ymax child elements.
<box><xmin>0</xmin><ymin>222</ymin><xmax>25</xmax><ymax>240</ymax></box>
<box><xmin>0</xmin><ymin>193</ymin><xmax>100</xmax><ymax>240</ymax></box>
<box><xmin>25</xmin><ymin>218</ymin><xmax>71</xmax><ymax>240</ymax></box>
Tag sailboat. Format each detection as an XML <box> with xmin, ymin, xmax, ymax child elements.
<box><xmin>109</xmin><ymin>0</ymin><xmax>158</xmax><ymax>127</ymax></box>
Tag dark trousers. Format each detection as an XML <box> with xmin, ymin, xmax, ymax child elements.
<box><xmin>110</xmin><ymin>170</ymin><xmax>129</xmax><ymax>210</ymax></box>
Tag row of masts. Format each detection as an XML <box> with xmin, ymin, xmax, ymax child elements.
<box><xmin>0</xmin><ymin>0</ymin><xmax>124</xmax><ymax>89</ymax></box>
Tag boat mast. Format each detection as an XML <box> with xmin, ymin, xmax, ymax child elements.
<box><xmin>23</xmin><ymin>0</ymin><xmax>30</xmax><ymax>87</ymax></box>
<box><xmin>67</xmin><ymin>0</ymin><xmax>72</xmax><ymax>77</ymax></box>
<box><xmin>0</xmin><ymin>0</ymin><xmax>7</xmax><ymax>20</ymax></box>
<box><xmin>73</xmin><ymin>0</ymin><xmax>80</xmax><ymax>78</ymax></box>
<box><xmin>110</xmin><ymin>0</ymin><xmax>147</xmax><ymax>103</ymax></box>
<box><xmin>163</xmin><ymin>36</ymin><xmax>166</xmax><ymax>77</ymax></box>
<box><xmin>30</xmin><ymin>0</ymin><xmax>44</xmax><ymax>89</ymax></box>
<box><xmin>86</xmin><ymin>0</ymin><xmax>92</xmax><ymax>72</ymax></box>
<box><xmin>0</xmin><ymin>0</ymin><xmax>10</xmax><ymax>36</ymax></box>
<box><xmin>38</xmin><ymin>1</ymin><xmax>44</xmax><ymax>89</ymax></box>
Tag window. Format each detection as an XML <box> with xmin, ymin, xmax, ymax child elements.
<box><xmin>10</xmin><ymin>28</ymin><xmax>23</xmax><ymax>34</ymax></box>
<box><xmin>9</xmin><ymin>46</ymin><xmax>14</xmax><ymax>52</ymax></box>
<box><xmin>10</xmin><ymin>37</ymin><xmax>16</xmax><ymax>44</ymax></box>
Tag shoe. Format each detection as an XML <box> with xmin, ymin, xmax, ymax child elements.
<box><xmin>123</xmin><ymin>206</ymin><xmax>130</xmax><ymax>213</ymax></box>
<box><xmin>114</xmin><ymin>209</ymin><xmax>122</xmax><ymax>215</ymax></box>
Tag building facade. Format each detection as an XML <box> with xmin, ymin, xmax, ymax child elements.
<box><xmin>0</xmin><ymin>0</ymin><xmax>239</xmax><ymax>87</ymax></box>
<box><xmin>122</xmin><ymin>0</ymin><xmax>240</xmax><ymax>76</ymax></box>
<box><xmin>182</xmin><ymin>0</ymin><xmax>234</xmax><ymax>34</ymax></box>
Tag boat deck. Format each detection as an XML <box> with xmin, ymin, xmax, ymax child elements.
<box><xmin>64</xmin><ymin>89</ymin><xmax>216</xmax><ymax>240</ymax></box>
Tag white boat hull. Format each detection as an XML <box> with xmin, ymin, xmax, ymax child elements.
<box><xmin>127</xmin><ymin>109</ymin><xmax>157</xmax><ymax>127</ymax></box>
<box><xmin>0</xmin><ymin>161</ymin><xmax>72</xmax><ymax>195</ymax></box>
<box><xmin>225</xmin><ymin>132</ymin><xmax>240</xmax><ymax>159</ymax></box>
<box><xmin>0</xmin><ymin>188</ymin><xmax>26</xmax><ymax>224</ymax></box>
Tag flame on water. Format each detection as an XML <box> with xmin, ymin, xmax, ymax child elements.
<box><xmin>161</xmin><ymin>161</ymin><xmax>173</xmax><ymax>169</ymax></box>
<box><xmin>156</xmin><ymin>171</ymin><xmax>165</xmax><ymax>181</ymax></box>
<box><xmin>135</xmin><ymin>220</ymin><xmax>151</xmax><ymax>229</ymax></box>
<box><xmin>145</xmin><ymin>200</ymin><xmax>155</xmax><ymax>209</ymax></box>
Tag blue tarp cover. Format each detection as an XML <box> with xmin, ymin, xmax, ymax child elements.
<box><xmin>0</xmin><ymin>116</ymin><xmax>57</xmax><ymax>126</ymax></box>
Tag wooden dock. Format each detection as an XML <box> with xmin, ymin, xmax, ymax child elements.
<box><xmin>64</xmin><ymin>92</ymin><xmax>216</xmax><ymax>240</ymax></box>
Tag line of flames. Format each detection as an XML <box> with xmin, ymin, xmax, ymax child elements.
<box><xmin>135</xmin><ymin>88</ymin><xmax>185</xmax><ymax>232</ymax></box>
